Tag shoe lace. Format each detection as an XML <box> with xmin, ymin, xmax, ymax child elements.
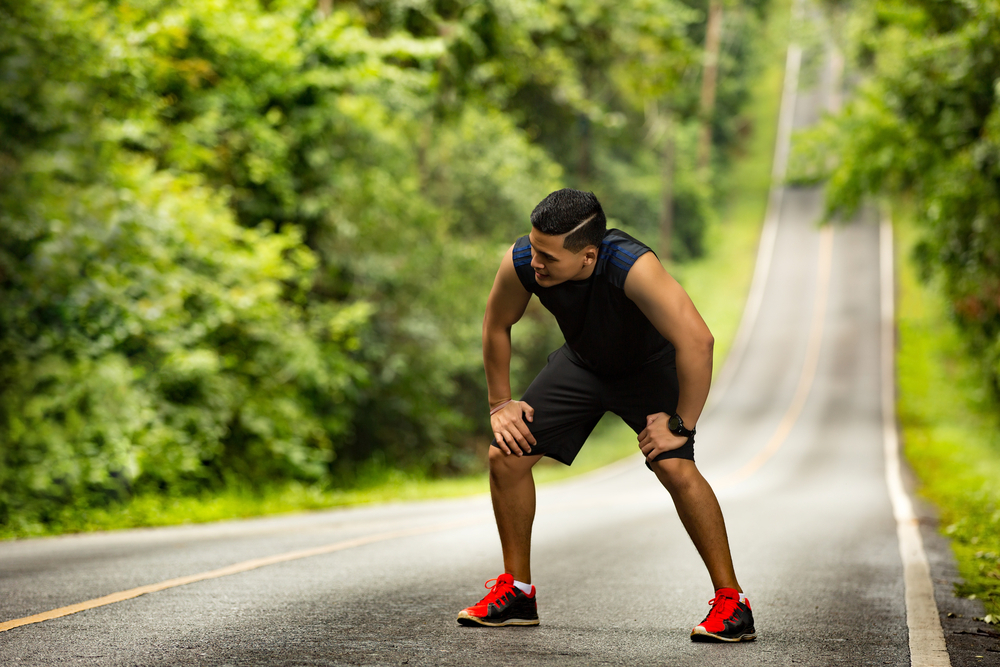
<box><xmin>705</xmin><ymin>592</ymin><xmax>740</xmax><ymax>622</ymax></box>
<box><xmin>476</xmin><ymin>577</ymin><xmax>513</xmax><ymax>605</ymax></box>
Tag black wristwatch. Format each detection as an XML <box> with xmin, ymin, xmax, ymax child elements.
<box><xmin>667</xmin><ymin>413</ymin><xmax>696</xmax><ymax>438</ymax></box>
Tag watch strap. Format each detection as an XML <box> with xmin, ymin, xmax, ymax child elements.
<box><xmin>667</xmin><ymin>413</ymin><xmax>696</xmax><ymax>437</ymax></box>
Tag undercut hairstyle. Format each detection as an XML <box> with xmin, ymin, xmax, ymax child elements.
<box><xmin>530</xmin><ymin>189</ymin><xmax>607</xmax><ymax>253</ymax></box>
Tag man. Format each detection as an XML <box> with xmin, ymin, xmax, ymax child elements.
<box><xmin>456</xmin><ymin>188</ymin><xmax>755</xmax><ymax>642</ymax></box>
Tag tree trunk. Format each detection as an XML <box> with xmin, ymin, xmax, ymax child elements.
<box><xmin>578</xmin><ymin>114</ymin><xmax>592</xmax><ymax>184</ymax></box>
<box><xmin>417</xmin><ymin>117</ymin><xmax>432</xmax><ymax>194</ymax></box>
<box><xmin>659</xmin><ymin>112</ymin><xmax>675</xmax><ymax>262</ymax></box>
<box><xmin>697</xmin><ymin>0</ymin><xmax>723</xmax><ymax>173</ymax></box>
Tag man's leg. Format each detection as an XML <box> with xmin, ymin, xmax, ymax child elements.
<box><xmin>651</xmin><ymin>458</ymin><xmax>740</xmax><ymax>592</ymax></box>
<box><xmin>459</xmin><ymin>351</ymin><xmax>599</xmax><ymax>626</ymax></box>
<box><xmin>653</xmin><ymin>457</ymin><xmax>757</xmax><ymax>642</ymax></box>
<box><xmin>489</xmin><ymin>446</ymin><xmax>543</xmax><ymax>584</ymax></box>
<box><xmin>456</xmin><ymin>446</ymin><xmax>544</xmax><ymax>627</ymax></box>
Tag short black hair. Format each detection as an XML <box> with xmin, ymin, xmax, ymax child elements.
<box><xmin>530</xmin><ymin>189</ymin><xmax>607</xmax><ymax>253</ymax></box>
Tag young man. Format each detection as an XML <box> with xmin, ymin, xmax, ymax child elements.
<box><xmin>456</xmin><ymin>189</ymin><xmax>755</xmax><ymax>642</ymax></box>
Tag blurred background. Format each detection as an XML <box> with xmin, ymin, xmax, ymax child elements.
<box><xmin>0</xmin><ymin>0</ymin><xmax>778</xmax><ymax>534</ymax></box>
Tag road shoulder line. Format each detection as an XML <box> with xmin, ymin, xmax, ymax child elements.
<box><xmin>880</xmin><ymin>210</ymin><xmax>951</xmax><ymax>667</ymax></box>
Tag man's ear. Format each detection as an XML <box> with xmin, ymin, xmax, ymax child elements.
<box><xmin>583</xmin><ymin>245</ymin><xmax>599</xmax><ymax>265</ymax></box>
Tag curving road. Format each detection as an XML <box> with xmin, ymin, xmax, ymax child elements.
<box><xmin>2</xmin><ymin>15</ymin><xmax>984</xmax><ymax>667</ymax></box>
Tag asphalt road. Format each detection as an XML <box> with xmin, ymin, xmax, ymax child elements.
<box><xmin>3</xmin><ymin>19</ymin><xmax>998</xmax><ymax>667</ymax></box>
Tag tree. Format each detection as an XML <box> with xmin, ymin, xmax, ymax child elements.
<box><xmin>793</xmin><ymin>0</ymin><xmax>1000</xmax><ymax>396</ymax></box>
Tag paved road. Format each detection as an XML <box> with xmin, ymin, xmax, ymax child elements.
<box><xmin>3</xmin><ymin>20</ymin><xmax>989</xmax><ymax>667</ymax></box>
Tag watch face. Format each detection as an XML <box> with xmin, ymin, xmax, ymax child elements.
<box><xmin>667</xmin><ymin>414</ymin><xmax>682</xmax><ymax>432</ymax></box>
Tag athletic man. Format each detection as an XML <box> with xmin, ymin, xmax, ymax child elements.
<box><xmin>456</xmin><ymin>188</ymin><xmax>755</xmax><ymax>642</ymax></box>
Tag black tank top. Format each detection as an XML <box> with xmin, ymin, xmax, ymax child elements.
<box><xmin>512</xmin><ymin>229</ymin><xmax>675</xmax><ymax>377</ymax></box>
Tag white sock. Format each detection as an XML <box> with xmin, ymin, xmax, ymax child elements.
<box><xmin>739</xmin><ymin>592</ymin><xmax>748</xmax><ymax>604</ymax></box>
<box><xmin>513</xmin><ymin>580</ymin><xmax>534</xmax><ymax>595</ymax></box>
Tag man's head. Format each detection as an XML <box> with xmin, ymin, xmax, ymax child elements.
<box><xmin>527</xmin><ymin>189</ymin><xmax>607</xmax><ymax>286</ymax></box>
<box><xmin>530</xmin><ymin>189</ymin><xmax>607</xmax><ymax>251</ymax></box>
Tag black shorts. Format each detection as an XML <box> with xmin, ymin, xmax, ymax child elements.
<box><xmin>491</xmin><ymin>347</ymin><xmax>695</xmax><ymax>465</ymax></box>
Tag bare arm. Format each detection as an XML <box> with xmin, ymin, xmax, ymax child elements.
<box><xmin>483</xmin><ymin>245</ymin><xmax>536</xmax><ymax>455</ymax></box>
<box><xmin>624</xmin><ymin>252</ymin><xmax>715</xmax><ymax>460</ymax></box>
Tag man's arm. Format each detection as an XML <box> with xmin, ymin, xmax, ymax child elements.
<box><xmin>624</xmin><ymin>252</ymin><xmax>715</xmax><ymax>461</ymax></box>
<box><xmin>483</xmin><ymin>244</ymin><xmax>536</xmax><ymax>456</ymax></box>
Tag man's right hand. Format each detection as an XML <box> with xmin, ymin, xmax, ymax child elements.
<box><xmin>490</xmin><ymin>400</ymin><xmax>536</xmax><ymax>456</ymax></box>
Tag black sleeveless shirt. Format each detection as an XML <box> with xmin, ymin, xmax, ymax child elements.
<box><xmin>512</xmin><ymin>229</ymin><xmax>675</xmax><ymax>377</ymax></box>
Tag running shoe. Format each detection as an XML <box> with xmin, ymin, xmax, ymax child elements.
<box><xmin>690</xmin><ymin>587</ymin><xmax>756</xmax><ymax>642</ymax></box>
<box><xmin>456</xmin><ymin>573</ymin><xmax>539</xmax><ymax>627</ymax></box>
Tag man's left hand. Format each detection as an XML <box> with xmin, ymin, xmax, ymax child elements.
<box><xmin>637</xmin><ymin>412</ymin><xmax>689</xmax><ymax>462</ymax></box>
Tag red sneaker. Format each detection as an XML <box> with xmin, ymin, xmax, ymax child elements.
<box><xmin>456</xmin><ymin>574</ymin><xmax>539</xmax><ymax>627</ymax></box>
<box><xmin>690</xmin><ymin>588</ymin><xmax>756</xmax><ymax>642</ymax></box>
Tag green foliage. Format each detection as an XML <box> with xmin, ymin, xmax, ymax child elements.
<box><xmin>0</xmin><ymin>150</ymin><xmax>371</xmax><ymax>530</ymax></box>
<box><xmin>0</xmin><ymin>0</ymin><xmax>375</xmax><ymax>528</ymax></box>
<box><xmin>0</xmin><ymin>0</ymin><xmax>780</xmax><ymax>534</ymax></box>
<box><xmin>342</xmin><ymin>0</ymin><xmax>777</xmax><ymax>259</ymax></box>
<box><xmin>792</xmin><ymin>0</ymin><xmax>1000</xmax><ymax>397</ymax></box>
<box><xmin>896</xmin><ymin>210</ymin><xmax>1000</xmax><ymax>623</ymax></box>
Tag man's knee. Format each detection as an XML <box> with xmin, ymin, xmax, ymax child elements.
<box><xmin>489</xmin><ymin>445</ymin><xmax>539</xmax><ymax>480</ymax></box>
<box><xmin>651</xmin><ymin>457</ymin><xmax>701</xmax><ymax>493</ymax></box>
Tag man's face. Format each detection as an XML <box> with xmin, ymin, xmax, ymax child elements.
<box><xmin>527</xmin><ymin>228</ymin><xmax>597</xmax><ymax>287</ymax></box>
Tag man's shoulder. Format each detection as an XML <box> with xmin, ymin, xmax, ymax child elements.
<box><xmin>511</xmin><ymin>234</ymin><xmax>536</xmax><ymax>291</ymax></box>
<box><xmin>597</xmin><ymin>229</ymin><xmax>654</xmax><ymax>289</ymax></box>
<box><xmin>512</xmin><ymin>234</ymin><xmax>532</xmax><ymax>266</ymax></box>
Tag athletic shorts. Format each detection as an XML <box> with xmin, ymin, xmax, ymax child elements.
<box><xmin>491</xmin><ymin>346</ymin><xmax>695</xmax><ymax>466</ymax></box>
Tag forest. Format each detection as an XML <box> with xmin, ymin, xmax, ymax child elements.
<box><xmin>0</xmin><ymin>0</ymin><xmax>772</xmax><ymax>532</ymax></box>
<box><xmin>5</xmin><ymin>0</ymin><xmax>998</xmax><ymax>547</ymax></box>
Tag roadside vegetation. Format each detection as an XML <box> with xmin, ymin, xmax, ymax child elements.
<box><xmin>0</xmin><ymin>0</ymin><xmax>785</xmax><ymax>538</ymax></box>
<box><xmin>896</xmin><ymin>210</ymin><xmax>1000</xmax><ymax>624</ymax></box>
<box><xmin>791</xmin><ymin>0</ymin><xmax>1000</xmax><ymax>624</ymax></box>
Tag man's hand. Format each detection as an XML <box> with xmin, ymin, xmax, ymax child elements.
<box><xmin>491</xmin><ymin>401</ymin><xmax>536</xmax><ymax>456</ymax></box>
<box><xmin>637</xmin><ymin>412</ymin><xmax>689</xmax><ymax>462</ymax></box>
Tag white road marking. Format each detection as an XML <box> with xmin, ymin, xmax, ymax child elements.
<box><xmin>879</xmin><ymin>211</ymin><xmax>951</xmax><ymax>666</ymax></box>
<box><xmin>707</xmin><ymin>27</ymin><xmax>802</xmax><ymax>412</ymax></box>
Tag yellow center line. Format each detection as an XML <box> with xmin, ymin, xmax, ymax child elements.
<box><xmin>715</xmin><ymin>224</ymin><xmax>834</xmax><ymax>490</ymax></box>
<box><xmin>0</xmin><ymin>516</ymin><xmax>487</xmax><ymax>633</ymax></box>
